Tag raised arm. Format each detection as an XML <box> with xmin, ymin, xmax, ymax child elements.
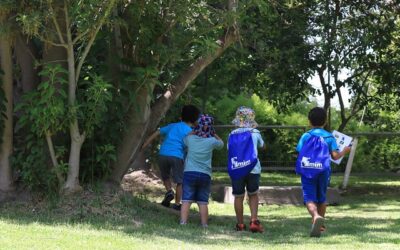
<box><xmin>141</xmin><ymin>130</ymin><xmax>160</xmax><ymax>150</ymax></box>
<box><xmin>214</xmin><ymin>133</ymin><xmax>222</xmax><ymax>141</ymax></box>
<box><xmin>213</xmin><ymin>134</ymin><xmax>224</xmax><ymax>149</ymax></box>
<box><xmin>331</xmin><ymin>146</ymin><xmax>351</xmax><ymax>160</ymax></box>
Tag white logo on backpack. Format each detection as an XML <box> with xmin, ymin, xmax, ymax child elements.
<box><xmin>230</xmin><ymin>157</ymin><xmax>251</xmax><ymax>169</ymax></box>
<box><xmin>301</xmin><ymin>157</ymin><xmax>323</xmax><ymax>169</ymax></box>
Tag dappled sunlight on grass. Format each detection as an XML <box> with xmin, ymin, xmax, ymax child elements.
<box><xmin>365</xmin><ymin>221</ymin><xmax>396</xmax><ymax>230</ymax></box>
<box><xmin>1</xmin><ymin>174</ymin><xmax>399</xmax><ymax>249</ymax></box>
<box><xmin>354</xmin><ymin>180</ymin><xmax>400</xmax><ymax>186</ymax></box>
<box><xmin>213</xmin><ymin>172</ymin><xmax>400</xmax><ymax>189</ymax></box>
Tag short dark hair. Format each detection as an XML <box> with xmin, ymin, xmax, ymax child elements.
<box><xmin>181</xmin><ymin>105</ymin><xmax>200</xmax><ymax>123</ymax></box>
<box><xmin>308</xmin><ymin>107</ymin><xmax>327</xmax><ymax>126</ymax></box>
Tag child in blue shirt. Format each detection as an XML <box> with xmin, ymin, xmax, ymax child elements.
<box><xmin>142</xmin><ymin>105</ymin><xmax>200</xmax><ymax>210</ymax></box>
<box><xmin>229</xmin><ymin>106</ymin><xmax>265</xmax><ymax>233</ymax></box>
<box><xmin>180</xmin><ymin>114</ymin><xmax>223</xmax><ymax>227</ymax></box>
<box><xmin>296</xmin><ymin>107</ymin><xmax>351</xmax><ymax>237</ymax></box>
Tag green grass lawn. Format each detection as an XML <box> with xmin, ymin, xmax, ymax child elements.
<box><xmin>1</xmin><ymin>173</ymin><xmax>399</xmax><ymax>250</ymax></box>
<box><xmin>214</xmin><ymin>171</ymin><xmax>400</xmax><ymax>188</ymax></box>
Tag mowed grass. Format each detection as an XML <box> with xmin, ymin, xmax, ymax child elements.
<box><xmin>214</xmin><ymin>171</ymin><xmax>400</xmax><ymax>189</ymax></box>
<box><xmin>1</xmin><ymin>173</ymin><xmax>399</xmax><ymax>250</ymax></box>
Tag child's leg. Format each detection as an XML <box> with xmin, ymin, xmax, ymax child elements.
<box><xmin>306</xmin><ymin>202</ymin><xmax>321</xmax><ymax>222</ymax></box>
<box><xmin>247</xmin><ymin>174</ymin><xmax>263</xmax><ymax>232</ymax></box>
<box><xmin>302</xmin><ymin>174</ymin><xmax>328</xmax><ymax>237</ymax></box>
<box><xmin>163</xmin><ymin>179</ymin><xmax>172</xmax><ymax>191</ymax></box>
<box><xmin>246</xmin><ymin>174</ymin><xmax>261</xmax><ymax>221</ymax></box>
<box><xmin>158</xmin><ymin>156</ymin><xmax>173</xmax><ymax>191</ymax></box>
<box><xmin>171</xmin><ymin>157</ymin><xmax>185</xmax><ymax>205</ymax></box>
<box><xmin>317</xmin><ymin>203</ymin><xmax>327</xmax><ymax>232</ymax></box>
<box><xmin>180</xmin><ymin>202</ymin><xmax>192</xmax><ymax>224</ymax></box>
<box><xmin>198</xmin><ymin>204</ymin><xmax>208</xmax><ymax>226</ymax></box>
<box><xmin>195</xmin><ymin>173</ymin><xmax>211</xmax><ymax>226</ymax></box>
<box><xmin>175</xmin><ymin>183</ymin><xmax>182</xmax><ymax>204</ymax></box>
<box><xmin>301</xmin><ymin>175</ymin><xmax>322</xmax><ymax>222</ymax></box>
<box><xmin>248</xmin><ymin>194</ymin><xmax>259</xmax><ymax>221</ymax></box>
<box><xmin>234</xmin><ymin>196</ymin><xmax>245</xmax><ymax>224</ymax></box>
<box><xmin>181</xmin><ymin>171</ymin><xmax>196</xmax><ymax>223</ymax></box>
<box><xmin>316</xmin><ymin>171</ymin><xmax>330</xmax><ymax>218</ymax></box>
<box><xmin>231</xmin><ymin>176</ymin><xmax>246</xmax><ymax>226</ymax></box>
<box><xmin>317</xmin><ymin>203</ymin><xmax>327</xmax><ymax>217</ymax></box>
<box><xmin>308</xmin><ymin>201</ymin><xmax>324</xmax><ymax>237</ymax></box>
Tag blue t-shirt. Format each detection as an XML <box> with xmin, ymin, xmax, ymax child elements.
<box><xmin>183</xmin><ymin>135</ymin><xmax>224</xmax><ymax>177</ymax></box>
<box><xmin>229</xmin><ymin>128</ymin><xmax>265</xmax><ymax>174</ymax></box>
<box><xmin>159</xmin><ymin>122</ymin><xmax>193</xmax><ymax>159</ymax></box>
<box><xmin>296</xmin><ymin>128</ymin><xmax>339</xmax><ymax>153</ymax></box>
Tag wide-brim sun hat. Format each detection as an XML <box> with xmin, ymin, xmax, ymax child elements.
<box><xmin>231</xmin><ymin>106</ymin><xmax>258</xmax><ymax>128</ymax></box>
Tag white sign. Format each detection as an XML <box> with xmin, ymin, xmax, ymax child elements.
<box><xmin>331</xmin><ymin>130</ymin><xmax>353</xmax><ymax>165</ymax></box>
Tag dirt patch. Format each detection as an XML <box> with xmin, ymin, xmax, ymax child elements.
<box><xmin>214</xmin><ymin>185</ymin><xmax>343</xmax><ymax>205</ymax></box>
<box><xmin>0</xmin><ymin>187</ymin><xmax>140</xmax><ymax>224</ymax></box>
<box><xmin>0</xmin><ymin>188</ymin><xmax>32</xmax><ymax>203</ymax></box>
<box><xmin>121</xmin><ymin>169</ymin><xmax>165</xmax><ymax>198</ymax></box>
<box><xmin>54</xmin><ymin>189</ymin><xmax>130</xmax><ymax>219</ymax></box>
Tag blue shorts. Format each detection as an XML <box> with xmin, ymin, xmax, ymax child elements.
<box><xmin>182</xmin><ymin>171</ymin><xmax>211</xmax><ymax>205</ymax></box>
<box><xmin>231</xmin><ymin>173</ymin><xmax>260</xmax><ymax>197</ymax></box>
<box><xmin>301</xmin><ymin>170</ymin><xmax>330</xmax><ymax>204</ymax></box>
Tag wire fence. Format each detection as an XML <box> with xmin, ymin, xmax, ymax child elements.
<box><xmin>212</xmin><ymin>126</ymin><xmax>400</xmax><ymax>173</ymax></box>
<box><xmin>212</xmin><ymin>125</ymin><xmax>306</xmax><ymax>172</ymax></box>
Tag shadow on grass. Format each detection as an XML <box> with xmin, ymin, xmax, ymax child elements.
<box><xmin>1</xmin><ymin>191</ymin><xmax>399</xmax><ymax>247</ymax></box>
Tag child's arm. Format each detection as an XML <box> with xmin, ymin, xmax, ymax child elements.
<box><xmin>213</xmin><ymin>134</ymin><xmax>224</xmax><ymax>149</ymax></box>
<box><xmin>141</xmin><ymin>130</ymin><xmax>160</xmax><ymax>150</ymax></box>
<box><xmin>214</xmin><ymin>134</ymin><xmax>223</xmax><ymax>142</ymax></box>
<box><xmin>331</xmin><ymin>146</ymin><xmax>351</xmax><ymax>160</ymax></box>
<box><xmin>258</xmin><ymin>135</ymin><xmax>265</xmax><ymax>150</ymax></box>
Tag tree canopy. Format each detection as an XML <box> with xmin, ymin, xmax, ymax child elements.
<box><xmin>0</xmin><ymin>0</ymin><xmax>399</xmax><ymax>194</ymax></box>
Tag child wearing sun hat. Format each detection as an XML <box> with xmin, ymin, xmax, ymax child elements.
<box><xmin>229</xmin><ymin>106</ymin><xmax>265</xmax><ymax>233</ymax></box>
<box><xmin>180</xmin><ymin>114</ymin><xmax>224</xmax><ymax>227</ymax></box>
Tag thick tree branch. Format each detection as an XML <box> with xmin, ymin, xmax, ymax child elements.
<box><xmin>130</xmin><ymin>30</ymin><xmax>238</xmax><ymax>163</ymax></box>
<box><xmin>317</xmin><ymin>66</ymin><xmax>331</xmax><ymax>110</ymax></box>
<box><xmin>37</xmin><ymin>34</ymin><xmax>67</xmax><ymax>48</ymax></box>
<box><xmin>72</xmin><ymin>30</ymin><xmax>90</xmax><ymax>44</ymax></box>
<box><xmin>350</xmin><ymin>70</ymin><xmax>372</xmax><ymax>115</ymax></box>
<box><xmin>45</xmin><ymin>133</ymin><xmax>64</xmax><ymax>187</ymax></box>
<box><xmin>49</xmin><ymin>2</ymin><xmax>66</xmax><ymax>44</ymax></box>
<box><xmin>110</xmin><ymin>0</ymin><xmax>240</xmax><ymax>182</ymax></box>
<box><xmin>339</xmin><ymin>45</ymin><xmax>361</xmax><ymax>65</ymax></box>
<box><xmin>337</xmin><ymin>70</ymin><xmax>372</xmax><ymax>131</ymax></box>
<box><xmin>148</xmin><ymin>30</ymin><xmax>238</xmax><ymax>133</ymax></box>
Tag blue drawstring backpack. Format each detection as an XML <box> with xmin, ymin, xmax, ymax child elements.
<box><xmin>296</xmin><ymin>134</ymin><xmax>332</xmax><ymax>179</ymax></box>
<box><xmin>227</xmin><ymin>130</ymin><xmax>258</xmax><ymax>180</ymax></box>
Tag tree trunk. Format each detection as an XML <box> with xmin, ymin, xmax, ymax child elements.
<box><xmin>338</xmin><ymin>117</ymin><xmax>351</xmax><ymax>132</ymax></box>
<box><xmin>130</xmin><ymin>151</ymin><xmax>147</xmax><ymax>170</ymax></box>
<box><xmin>15</xmin><ymin>34</ymin><xmax>40</xmax><ymax>93</ymax></box>
<box><xmin>63</xmin><ymin>44</ymin><xmax>85</xmax><ymax>193</ymax></box>
<box><xmin>0</xmin><ymin>38</ymin><xmax>14</xmax><ymax>192</ymax></box>
<box><xmin>317</xmin><ymin>67</ymin><xmax>331</xmax><ymax>111</ymax></box>
<box><xmin>63</xmin><ymin>125</ymin><xmax>84</xmax><ymax>193</ymax></box>
<box><xmin>110</xmin><ymin>29</ymin><xmax>239</xmax><ymax>183</ymax></box>
<box><xmin>107</xmin><ymin>9</ymin><xmax>123</xmax><ymax>88</ymax></box>
<box><xmin>45</xmin><ymin>132</ymin><xmax>65</xmax><ymax>187</ymax></box>
<box><xmin>110</xmin><ymin>86</ymin><xmax>153</xmax><ymax>183</ymax></box>
<box><xmin>61</xmin><ymin>0</ymin><xmax>115</xmax><ymax>192</ymax></box>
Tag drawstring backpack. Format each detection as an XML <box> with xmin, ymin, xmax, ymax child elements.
<box><xmin>227</xmin><ymin>130</ymin><xmax>258</xmax><ymax>180</ymax></box>
<box><xmin>296</xmin><ymin>134</ymin><xmax>332</xmax><ymax>178</ymax></box>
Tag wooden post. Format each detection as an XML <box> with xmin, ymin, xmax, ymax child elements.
<box><xmin>341</xmin><ymin>138</ymin><xmax>358</xmax><ymax>189</ymax></box>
